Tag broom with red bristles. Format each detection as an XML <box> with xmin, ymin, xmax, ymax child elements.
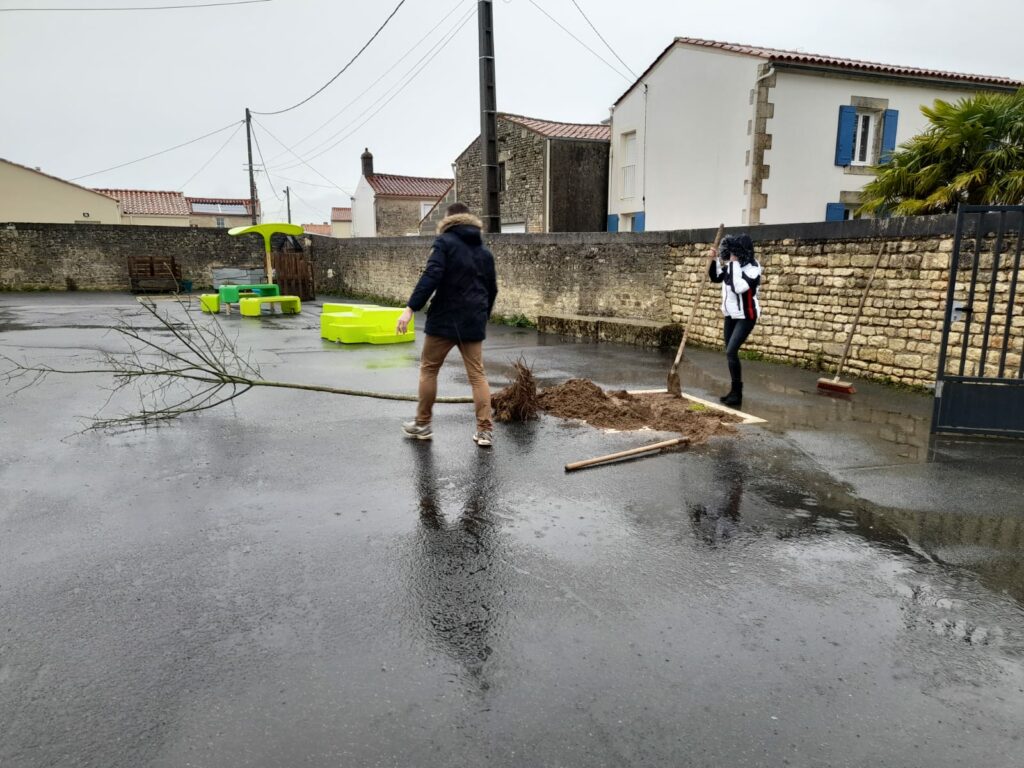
<box><xmin>817</xmin><ymin>242</ymin><xmax>887</xmax><ymax>395</ymax></box>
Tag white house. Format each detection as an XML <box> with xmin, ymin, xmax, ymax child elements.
<box><xmin>350</xmin><ymin>149</ymin><xmax>452</xmax><ymax>237</ymax></box>
<box><xmin>607</xmin><ymin>38</ymin><xmax>1022</xmax><ymax>231</ymax></box>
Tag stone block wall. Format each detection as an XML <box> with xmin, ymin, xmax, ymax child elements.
<box><xmin>374</xmin><ymin>197</ymin><xmax>432</xmax><ymax>237</ymax></box>
<box><xmin>5</xmin><ymin>216</ymin><xmax>1022</xmax><ymax>388</ymax></box>
<box><xmin>0</xmin><ymin>222</ymin><xmax>263</xmax><ymax>290</ymax></box>
<box><xmin>455</xmin><ymin>120</ymin><xmax>547</xmax><ymax>232</ymax></box>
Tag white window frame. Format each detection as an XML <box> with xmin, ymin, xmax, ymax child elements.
<box><xmin>420</xmin><ymin>201</ymin><xmax>434</xmax><ymax>219</ymax></box>
<box><xmin>621</xmin><ymin>131</ymin><xmax>637</xmax><ymax>199</ymax></box>
<box><xmin>851</xmin><ymin>112</ymin><xmax>876</xmax><ymax>166</ymax></box>
<box><xmin>215</xmin><ymin>216</ymin><xmax>226</xmax><ymax>228</ymax></box>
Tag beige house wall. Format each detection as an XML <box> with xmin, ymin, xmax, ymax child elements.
<box><xmin>121</xmin><ymin>214</ymin><xmax>189</xmax><ymax>227</ymax></box>
<box><xmin>0</xmin><ymin>161</ymin><xmax>122</xmax><ymax>224</ymax></box>
<box><xmin>331</xmin><ymin>220</ymin><xmax>353</xmax><ymax>238</ymax></box>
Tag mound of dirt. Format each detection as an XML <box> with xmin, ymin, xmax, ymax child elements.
<box><xmin>536</xmin><ymin>378</ymin><xmax>736</xmax><ymax>445</ymax></box>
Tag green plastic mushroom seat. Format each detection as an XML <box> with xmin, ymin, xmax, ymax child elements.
<box><xmin>320</xmin><ymin>303</ymin><xmax>415</xmax><ymax>344</ymax></box>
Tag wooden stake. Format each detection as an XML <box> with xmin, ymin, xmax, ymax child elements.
<box><xmin>565</xmin><ymin>437</ymin><xmax>688</xmax><ymax>472</ymax></box>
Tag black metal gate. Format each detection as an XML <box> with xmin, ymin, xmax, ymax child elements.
<box><xmin>932</xmin><ymin>205</ymin><xmax>1024</xmax><ymax>436</ymax></box>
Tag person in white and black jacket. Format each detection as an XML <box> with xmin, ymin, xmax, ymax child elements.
<box><xmin>708</xmin><ymin>234</ymin><xmax>761</xmax><ymax>407</ymax></box>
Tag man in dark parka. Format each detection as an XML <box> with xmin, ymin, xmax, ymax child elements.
<box><xmin>396</xmin><ymin>202</ymin><xmax>498</xmax><ymax>446</ymax></box>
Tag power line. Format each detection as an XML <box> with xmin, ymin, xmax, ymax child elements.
<box><xmin>267</xmin><ymin>0</ymin><xmax>471</xmax><ymax>162</ymax></box>
<box><xmin>70</xmin><ymin>121</ymin><xmax>242</xmax><ymax>180</ymax></box>
<box><xmin>525</xmin><ymin>0</ymin><xmax>632</xmax><ymax>83</ymax></box>
<box><xmin>251</xmin><ymin>0</ymin><xmax>408</xmax><ymax>116</ymax></box>
<box><xmin>251</xmin><ymin>117</ymin><xmax>352</xmax><ymax>195</ymax></box>
<box><xmin>568</xmin><ymin>0</ymin><xmax>637</xmax><ymax>78</ymax></box>
<box><xmin>179</xmin><ymin>121</ymin><xmax>244</xmax><ymax>188</ymax></box>
<box><xmin>276</xmin><ymin>7</ymin><xmax>475</xmax><ymax>171</ymax></box>
<box><xmin>276</xmin><ymin>5</ymin><xmax>474</xmax><ymax>168</ymax></box>
<box><xmin>266</xmin><ymin>173</ymin><xmax>343</xmax><ymax>191</ymax></box>
<box><xmin>1</xmin><ymin>0</ymin><xmax>271</xmax><ymax>11</ymax></box>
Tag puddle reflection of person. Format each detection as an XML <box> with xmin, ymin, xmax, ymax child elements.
<box><xmin>690</xmin><ymin>448</ymin><xmax>744</xmax><ymax>546</ymax></box>
<box><xmin>408</xmin><ymin>443</ymin><xmax>506</xmax><ymax>687</ymax></box>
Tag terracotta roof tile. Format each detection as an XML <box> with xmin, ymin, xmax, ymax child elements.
<box><xmin>615</xmin><ymin>37</ymin><xmax>1022</xmax><ymax>105</ymax></box>
<box><xmin>302</xmin><ymin>223</ymin><xmax>332</xmax><ymax>236</ymax></box>
<box><xmin>94</xmin><ymin>189</ymin><xmax>190</xmax><ymax>216</ymax></box>
<box><xmin>501</xmin><ymin>113</ymin><xmax>610</xmax><ymax>141</ymax></box>
<box><xmin>331</xmin><ymin>206</ymin><xmax>352</xmax><ymax>222</ymax></box>
<box><xmin>366</xmin><ymin>174</ymin><xmax>453</xmax><ymax>199</ymax></box>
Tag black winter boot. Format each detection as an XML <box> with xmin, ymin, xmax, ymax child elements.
<box><xmin>722</xmin><ymin>383</ymin><xmax>743</xmax><ymax>408</ymax></box>
<box><xmin>718</xmin><ymin>385</ymin><xmax>737</xmax><ymax>404</ymax></box>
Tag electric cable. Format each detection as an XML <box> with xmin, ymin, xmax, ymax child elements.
<box><xmin>251</xmin><ymin>0</ymin><xmax>408</xmax><ymax>116</ymax></box>
<box><xmin>251</xmin><ymin>117</ymin><xmax>352</xmax><ymax>195</ymax></box>
<box><xmin>525</xmin><ymin>0</ymin><xmax>632</xmax><ymax>82</ymax></box>
<box><xmin>179</xmin><ymin>121</ymin><xmax>244</xmax><ymax>188</ymax></box>
<box><xmin>568</xmin><ymin>0</ymin><xmax>637</xmax><ymax>78</ymax></box>
<box><xmin>266</xmin><ymin>173</ymin><xmax>342</xmax><ymax>191</ymax></box>
<box><xmin>1</xmin><ymin>1</ymin><xmax>271</xmax><ymax>11</ymax></box>
<box><xmin>276</xmin><ymin>5</ymin><xmax>475</xmax><ymax>167</ymax></box>
<box><xmin>275</xmin><ymin>7</ymin><xmax>475</xmax><ymax>171</ymax></box>
<box><xmin>70</xmin><ymin>121</ymin><xmax>242</xmax><ymax>180</ymax></box>
<box><xmin>266</xmin><ymin>0</ymin><xmax>471</xmax><ymax>162</ymax></box>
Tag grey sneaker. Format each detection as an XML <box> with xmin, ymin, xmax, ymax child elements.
<box><xmin>402</xmin><ymin>421</ymin><xmax>433</xmax><ymax>440</ymax></box>
<box><xmin>472</xmin><ymin>430</ymin><xmax>493</xmax><ymax>448</ymax></box>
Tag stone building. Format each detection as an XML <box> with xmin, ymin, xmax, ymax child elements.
<box><xmin>451</xmin><ymin>113</ymin><xmax>610</xmax><ymax>233</ymax></box>
<box><xmin>609</xmin><ymin>37</ymin><xmax>1022</xmax><ymax>232</ymax></box>
<box><xmin>350</xmin><ymin>149</ymin><xmax>452</xmax><ymax>237</ymax></box>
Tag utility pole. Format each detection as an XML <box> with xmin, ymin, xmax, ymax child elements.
<box><xmin>285</xmin><ymin>186</ymin><xmax>291</xmax><ymax>223</ymax></box>
<box><xmin>478</xmin><ymin>0</ymin><xmax>500</xmax><ymax>233</ymax></box>
<box><xmin>245</xmin><ymin>108</ymin><xmax>258</xmax><ymax>225</ymax></box>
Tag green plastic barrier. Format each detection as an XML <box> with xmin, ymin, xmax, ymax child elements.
<box><xmin>199</xmin><ymin>294</ymin><xmax>220</xmax><ymax>313</ymax></box>
<box><xmin>218</xmin><ymin>284</ymin><xmax>280</xmax><ymax>304</ymax></box>
<box><xmin>239</xmin><ymin>296</ymin><xmax>301</xmax><ymax>317</ymax></box>
<box><xmin>320</xmin><ymin>304</ymin><xmax>414</xmax><ymax>344</ymax></box>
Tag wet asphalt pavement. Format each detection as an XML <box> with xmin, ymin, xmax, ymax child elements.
<box><xmin>1</xmin><ymin>293</ymin><xmax>1023</xmax><ymax>768</ymax></box>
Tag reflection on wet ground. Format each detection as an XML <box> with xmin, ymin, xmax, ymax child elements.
<box><xmin>2</xmin><ymin>293</ymin><xmax>1024</xmax><ymax>767</ymax></box>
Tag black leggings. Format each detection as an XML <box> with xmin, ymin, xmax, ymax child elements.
<box><xmin>724</xmin><ymin>317</ymin><xmax>757</xmax><ymax>385</ymax></box>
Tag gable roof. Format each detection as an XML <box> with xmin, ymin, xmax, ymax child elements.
<box><xmin>95</xmin><ymin>189</ymin><xmax>190</xmax><ymax>216</ymax></box>
<box><xmin>366</xmin><ymin>173</ymin><xmax>453</xmax><ymax>199</ymax></box>
<box><xmin>0</xmin><ymin>157</ymin><xmax>123</xmax><ymax>204</ymax></box>
<box><xmin>331</xmin><ymin>206</ymin><xmax>352</xmax><ymax>222</ymax></box>
<box><xmin>302</xmin><ymin>222</ymin><xmax>332</xmax><ymax>235</ymax></box>
<box><xmin>615</xmin><ymin>37</ymin><xmax>1023</xmax><ymax>106</ymax></box>
<box><xmin>501</xmin><ymin>113</ymin><xmax>610</xmax><ymax>141</ymax></box>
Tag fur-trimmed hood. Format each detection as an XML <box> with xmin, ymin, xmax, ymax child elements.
<box><xmin>437</xmin><ymin>212</ymin><xmax>483</xmax><ymax>234</ymax></box>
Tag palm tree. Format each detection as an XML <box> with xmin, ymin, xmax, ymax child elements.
<box><xmin>859</xmin><ymin>89</ymin><xmax>1024</xmax><ymax>216</ymax></box>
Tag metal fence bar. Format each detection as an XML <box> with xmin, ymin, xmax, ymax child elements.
<box><xmin>936</xmin><ymin>205</ymin><xmax>968</xmax><ymax>383</ymax></box>
<box><xmin>978</xmin><ymin>211</ymin><xmax>1007</xmax><ymax>377</ymax></box>
<box><xmin>957</xmin><ymin>211</ymin><xmax>985</xmax><ymax>377</ymax></box>
<box><xmin>999</xmin><ymin>210</ymin><xmax>1023</xmax><ymax>379</ymax></box>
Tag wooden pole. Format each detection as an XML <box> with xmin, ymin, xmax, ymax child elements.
<box><xmin>565</xmin><ymin>437</ymin><xmax>688</xmax><ymax>472</ymax></box>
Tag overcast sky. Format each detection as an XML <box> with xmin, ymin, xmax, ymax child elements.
<box><xmin>2</xmin><ymin>0</ymin><xmax>1022</xmax><ymax>224</ymax></box>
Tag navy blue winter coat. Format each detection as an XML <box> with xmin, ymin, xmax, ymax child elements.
<box><xmin>407</xmin><ymin>214</ymin><xmax>498</xmax><ymax>342</ymax></box>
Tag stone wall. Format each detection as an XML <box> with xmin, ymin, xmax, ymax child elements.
<box><xmin>0</xmin><ymin>222</ymin><xmax>264</xmax><ymax>290</ymax></box>
<box><xmin>5</xmin><ymin>216</ymin><xmax>1021</xmax><ymax>387</ymax></box>
<box><xmin>548</xmin><ymin>138</ymin><xmax>609</xmax><ymax>233</ymax></box>
<box><xmin>374</xmin><ymin>197</ymin><xmax>431</xmax><ymax>237</ymax></box>
<box><xmin>455</xmin><ymin>120</ymin><xmax>547</xmax><ymax>232</ymax></box>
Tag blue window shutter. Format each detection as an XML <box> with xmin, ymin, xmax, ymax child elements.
<box><xmin>835</xmin><ymin>106</ymin><xmax>857</xmax><ymax>166</ymax></box>
<box><xmin>607</xmin><ymin>214</ymin><xmax>619</xmax><ymax>233</ymax></box>
<box><xmin>633</xmin><ymin>212</ymin><xmax>645</xmax><ymax>232</ymax></box>
<box><xmin>825</xmin><ymin>203</ymin><xmax>846</xmax><ymax>222</ymax></box>
<box><xmin>880</xmin><ymin>109</ymin><xmax>899</xmax><ymax>164</ymax></box>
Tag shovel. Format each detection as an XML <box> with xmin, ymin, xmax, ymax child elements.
<box><xmin>667</xmin><ymin>223</ymin><xmax>724</xmax><ymax>397</ymax></box>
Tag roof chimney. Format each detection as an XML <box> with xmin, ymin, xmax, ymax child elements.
<box><xmin>361</xmin><ymin>148</ymin><xmax>374</xmax><ymax>178</ymax></box>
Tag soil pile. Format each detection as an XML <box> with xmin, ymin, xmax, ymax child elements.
<box><xmin>539</xmin><ymin>379</ymin><xmax>734</xmax><ymax>443</ymax></box>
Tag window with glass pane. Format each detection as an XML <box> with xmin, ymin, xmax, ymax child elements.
<box><xmin>621</xmin><ymin>132</ymin><xmax>637</xmax><ymax>198</ymax></box>
<box><xmin>852</xmin><ymin>112</ymin><xmax>876</xmax><ymax>165</ymax></box>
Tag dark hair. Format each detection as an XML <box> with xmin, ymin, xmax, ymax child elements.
<box><xmin>719</xmin><ymin>234</ymin><xmax>756</xmax><ymax>265</ymax></box>
<box><xmin>446</xmin><ymin>201</ymin><xmax>471</xmax><ymax>216</ymax></box>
